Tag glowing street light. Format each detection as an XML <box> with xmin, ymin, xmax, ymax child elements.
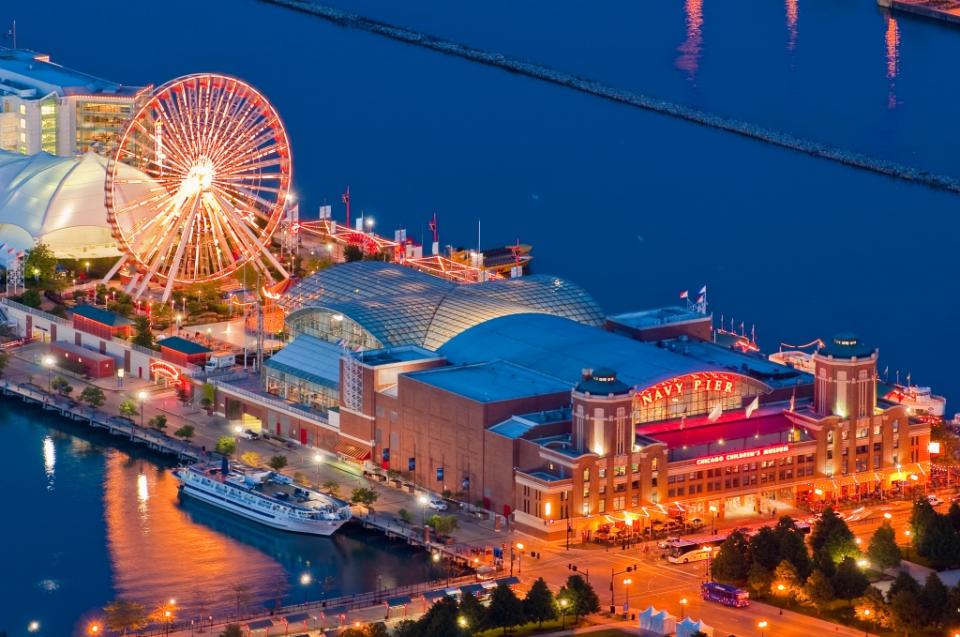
<box><xmin>42</xmin><ymin>354</ymin><xmax>55</xmax><ymax>395</ymax></box>
<box><xmin>87</xmin><ymin>622</ymin><xmax>101</xmax><ymax>635</ymax></box>
<box><xmin>28</xmin><ymin>621</ymin><xmax>40</xmax><ymax>633</ymax></box>
<box><xmin>559</xmin><ymin>597</ymin><xmax>570</xmax><ymax>629</ymax></box>
<box><xmin>300</xmin><ymin>572</ymin><xmax>312</xmax><ymax>586</ymax></box>
<box><xmin>679</xmin><ymin>597</ymin><xmax>688</xmax><ymax>619</ymax></box>
<box><xmin>757</xmin><ymin>619</ymin><xmax>768</xmax><ymax>636</ymax></box>
<box><xmin>365</xmin><ymin>217</ymin><xmax>375</xmax><ymax>230</ymax></box>
<box><xmin>314</xmin><ymin>452</ymin><xmax>324</xmax><ymax>485</ymax></box>
<box><xmin>457</xmin><ymin>616</ymin><xmax>468</xmax><ymax>629</ymax></box>
<box><xmin>516</xmin><ymin>542</ymin><xmax>525</xmax><ymax>575</ymax></box>
<box><xmin>883</xmin><ymin>512</ymin><xmax>892</xmax><ymax>520</ymax></box>
<box><xmin>137</xmin><ymin>390</ymin><xmax>148</xmax><ymax>427</ymax></box>
<box><xmin>418</xmin><ymin>493</ymin><xmax>429</xmax><ymax>527</ymax></box>
<box><xmin>860</xmin><ymin>608</ymin><xmax>873</xmax><ymax>637</ymax></box>
<box><xmin>623</xmin><ymin>577</ymin><xmax>633</xmax><ymax>610</ymax></box>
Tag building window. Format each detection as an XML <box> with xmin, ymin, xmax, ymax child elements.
<box><xmin>613</xmin><ymin>496</ymin><xmax>625</xmax><ymax>511</ymax></box>
<box><xmin>631</xmin><ymin>463</ymin><xmax>640</xmax><ymax>473</ymax></box>
<box><xmin>598</xmin><ymin>468</ymin><xmax>606</xmax><ymax>479</ymax></box>
<box><xmin>873</xmin><ymin>423</ymin><xmax>882</xmax><ymax>436</ymax></box>
<box><xmin>598</xmin><ymin>499</ymin><xmax>606</xmax><ymax>513</ymax></box>
<box><xmin>614</xmin><ymin>465</ymin><xmax>626</xmax><ymax>477</ymax></box>
<box><xmin>892</xmin><ymin>419</ymin><xmax>900</xmax><ymax>433</ymax></box>
<box><xmin>856</xmin><ymin>427</ymin><xmax>867</xmax><ymax>439</ymax></box>
<box><xmin>582</xmin><ymin>468</ymin><xmax>590</xmax><ymax>482</ymax></box>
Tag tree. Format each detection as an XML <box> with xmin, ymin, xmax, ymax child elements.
<box><xmin>910</xmin><ymin>498</ymin><xmax>939</xmax><ymax>548</ymax></box>
<box><xmin>200</xmin><ymin>382</ymin><xmax>216</xmax><ymax>413</ymax></box>
<box><xmin>350</xmin><ymin>486</ymin><xmax>379</xmax><ymax>508</ymax></box>
<box><xmin>558</xmin><ymin>574</ymin><xmax>600</xmax><ymax>622</ymax></box>
<box><xmin>523</xmin><ymin>577</ymin><xmax>557</xmax><ymax>627</ymax></box>
<box><xmin>79</xmin><ymin>385</ymin><xmax>106</xmax><ymax>411</ymax></box>
<box><xmin>803</xmin><ymin>569</ymin><xmax>834</xmax><ymax>614</ymax></box>
<box><xmin>19</xmin><ymin>288</ymin><xmax>42</xmax><ymax>307</ymax></box>
<box><xmin>810</xmin><ymin>507</ymin><xmax>858</xmax><ymax>564</ymax></box>
<box><xmin>748</xmin><ymin>527</ymin><xmax>781</xmax><ymax>571</ymax></box>
<box><xmin>174</xmin><ymin>424</ymin><xmax>195</xmax><ymax>441</ymax></box>
<box><xmin>24</xmin><ymin>242</ymin><xmax>61</xmax><ymax>291</ymax></box>
<box><xmin>0</xmin><ymin>349</ymin><xmax>9</xmax><ymax>379</ymax></box>
<box><xmin>459</xmin><ymin>590</ymin><xmax>488</xmax><ymax>632</ymax></box>
<box><xmin>949</xmin><ymin>501</ymin><xmax>960</xmax><ymax>531</ymax></box>
<box><xmin>775</xmin><ymin>518</ymin><xmax>812</xmax><ymax>579</ymax></box>
<box><xmin>323</xmin><ymin>480</ymin><xmax>341</xmax><ymax>497</ymax></box>
<box><xmin>219</xmin><ymin>626</ymin><xmax>244</xmax><ymax>637</ymax></box>
<box><xmin>831</xmin><ymin>557</ymin><xmax>868</xmax><ymax>600</ymax></box>
<box><xmin>919</xmin><ymin>572</ymin><xmax>949</xmax><ymax>628</ymax></box>
<box><xmin>886</xmin><ymin>571</ymin><xmax>920</xmax><ymax>602</ymax></box>
<box><xmin>427</xmin><ymin>514</ymin><xmax>459</xmax><ymax>536</ymax></box>
<box><xmin>867</xmin><ymin>521</ymin><xmax>901</xmax><ymax>570</ymax></box>
<box><xmin>216</xmin><ymin>436</ymin><xmax>237</xmax><ymax>456</ymax></box>
<box><xmin>175</xmin><ymin>383</ymin><xmax>191</xmax><ymax>406</ymax></box>
<box><xmin>916</xmin><ymin>513</ymin><xmax>960</xmax><ymax>569</ymax></box>
<box><xmin>488</xmin><ymin>583</ymin><xmax>524</xmax><ymax>634</ymax></box>
<box><xmin>890</xmin><ymin>589</ymin><xmax>925</xmax><ymax>635</ymax></box>
<box><xmin>771</xmin><ymin>560</ymin><xmax>803</xmax><ymax>600</ymax></box>
<box><xmin>118</xmin><ymin>399</ymin><xmax>138</xmax><ymax>420</ymax></box>
<box><xmin>148</xmin><ymin>414</ymin><xmax>167</xmax><ymax>431</ymax></box>
<box><xmin>240</xmin><ymin>451</ymin><xmax>262</xmax><ymax>467</ymax></box>
<box><xmin>747</xmin><ymin>561</ymin><xmax>772</xmax><ymax>596</ymax></box>
<box><xmin>415</xmin><ymin>596</ymin><xmax>464</xmax><ymax>637</ymax></box>
<box><xmin>131</xmin><ymin>315</ymin><xmax>155</xmax><ymax>349</ymax></box>
<box><xmin>103</xmin><ymin>599</ymin><xmax>149</xmax><ymax>635</ymax></box>
<box><xmin>51</xmin><ymin>375</ymin><xmax>73</xmax><ymax>396</ymax></box>
<box><xmin>398</xmin><ymin>508</ymin><xmax>413</xmax><ymax>524</ymax></box>
<box><xmin>944</xmin><ymin>585</ymin><xmax>960</xmax><ymax>627</ymax></box>
<box><xmin>268</xmin><ymin>454</ymin><xmax>288</xmax><ymax>471</ymax></box>
<box><xmin>711</xmin><ymin>531</ymin><xmax>750</xmax><ymax>584</ymax></box>
<box><xmin>854</xmin><ymin>586</ymin><xmax>891</xmax><ymax>630</ymax></box>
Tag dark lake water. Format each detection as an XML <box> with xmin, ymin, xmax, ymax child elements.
<box><xmin>0</xmin><ymin>405</ymin><xmax>442</xmax><ymax>636</ymax></box>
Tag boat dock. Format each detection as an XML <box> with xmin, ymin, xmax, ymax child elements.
<box><xmin>0</xmin><ymin>380</ymin><xmax>201</xmax><ymax>462</ymax></box>
<box><xmin>879</xmin><ymin>0</ymin><xmax>960</xmax><ymax>25</ymax></box>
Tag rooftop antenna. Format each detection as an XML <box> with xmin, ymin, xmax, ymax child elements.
<box><xmin>428</xmin><ymin>213</ymin><xmax>439</xmax><ymax>256</ymax></box>
<box><xmin>342</xmin><ymin>186</ymin><xmax>351</xmax><ymax>230</ymax></box>
<box><xmin>6</xmin><ymin>21</ymin><xmax>16</xmax><ymax>50</ymax></box>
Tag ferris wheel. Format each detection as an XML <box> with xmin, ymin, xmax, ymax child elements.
<box><xmin>105</xmin><ymin>73</ymin><xmax>292</xmax><ymax>300</ymax></box>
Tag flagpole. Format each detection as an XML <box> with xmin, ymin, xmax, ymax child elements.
<box><xmin>11</xmin><ymin>20</ymin><xmax>15</xmax><ymax>50</ymax></box>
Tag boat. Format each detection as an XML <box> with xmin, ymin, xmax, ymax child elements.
<box><xmin>882</xmin><ymin>384</ymin><xmax>946</xmax><ymax>417</ymax></box>
<box><xmin>173</xmin><ymin>459</ymin><xmax>352</xmax><ymax>535</ymax></box>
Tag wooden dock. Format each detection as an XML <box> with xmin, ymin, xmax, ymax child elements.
<box><xmin>1</xmin><ymin>381</ymin><xmax>201</xmax><ymax>462</ymax></box>
<box><xmin>880</xmin><ymin>0</ymin><xmax>960</xmax><ymax>25</ymax></box>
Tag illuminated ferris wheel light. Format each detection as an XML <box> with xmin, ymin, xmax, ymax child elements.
<box><xmin>105</xmin><ymin>73</ymin><xmax>292</xmax><ymax>300</ymax></box>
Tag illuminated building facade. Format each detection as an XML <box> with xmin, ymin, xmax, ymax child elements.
<box><xmin>0</xmin><ymin>48</ymin><xmax>145</xmax><ymax>156</ymax></box>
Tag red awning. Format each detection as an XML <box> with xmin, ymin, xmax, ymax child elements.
<box><xmin>335</xmin><ymin>441</ymin><xmax>371</xmax><ymax>461</ymax></box>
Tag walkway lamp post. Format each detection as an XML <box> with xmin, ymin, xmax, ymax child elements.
<box><xmin>559</xmin><ymin>598</ymin><xmax>569</xmax><ymax>629</ymax></box>
<box><xmin>708</xmin><ymin>503</ymin><xmax>718</xmax><ymax>534</ymax></box>
<box><xmin>516</xmin><ymin>542</ymin><xmax>524</xmax><ymax>575</ymax></box>
<box><xmin>622</xmin><ymin>577</ymin><xmax>632</xmax><ymax>612</ymax></box>
<box><xmin>314</xmin><ymin>453</ymin><xmax>324</xmax><ymax>486</ymax></box>
<box><xmin>757</xmin><ymin>619</ymin><xmax>768</xmax><ymax>637</ymax></box>
<box><xmin>42</xmin><ymin>355</ymin><xmax>54</xmax><ymax>396</ymax></box>
<box><xmin>860</xmin><ymin>608</ymin><xmax>872</xmax><ymax>637</ymax></box>
<box><xmin>679</xmin><ymin>597</ymin><xmax>688</xmax><ymax>619</ymax></box>
<box><xmin>137</xmin><ymin>390</ymin><xmax>148</xmax><ymax>427</ymax></box>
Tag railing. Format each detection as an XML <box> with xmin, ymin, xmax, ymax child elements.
<box><xmin>1</xmin><ymin>297</ymin><xmax>70</xmax><ymax>325</ymax></box>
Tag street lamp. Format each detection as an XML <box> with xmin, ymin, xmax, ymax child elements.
<box><xmin>622</xmin><ymin>577</ymin><xmax>632</xmax><ymax>612</ymax></box>
<box><xmin>87</xmin><ymin>622</ymin><xmax>101</xmax><ymax>635</ymax></box>
<box><xmin>314</xmin><ymin>453</ymin><xmax>324</xmax><ymax>486</ymax></box>
<box><xmin>708</xmin><ymin>503</ymin><xmax>718</xmax><ymax>534</ymax></box>
<box><xmin>559</xmin><ymin>598</ymin><xmax>569</xmax><ymax>629</ymax></box>
<box><xmin>28</xmin><ymin>621</ymin><xmax>40</xmax><ymax>633</ymax></box>
<box><xmin>137</xmin><ymin>390</ymin><xmax>148</xmax><ymax>427</ymax></box>
<box><xmin>679</xmin><ymin>597</ymin><xmax>688</xmax><ymax>619</ymax></box>
<box><xmin>42</xmin><ymin>354</ymin><xmax>55</xmax><ymax>395</ymax></box>
<box><xmin>516</xmin><ymin>542</ymin><xmax>524</xmax><ymax>575</ymax></box>
<box><xmin>365</xmin><ymin>217</ymin><xmax>375</xmax><ymax>231</ymax></box>
<box><xmin>418</xmin><ymin>494</ymin><xmax>429</xmax><ymax>527</ymax></box>
<box><xmin>860</xmin><ymin>608</ymin><xmax>872</xmax><ymax>637</ymax></box>
<box><xmin>457</xmin><ymin>616</ymin><xmax>468</xmax><ymax>629</ymax></box>
<box><xmin>757</xmin><ymin>619</ymin><xmax>768</xmax><ymax>637</ymax></box>
<box><xmin>300</xmin><ymin>572</ymin><xmax>312</xmax><ymax>586</ymax></box>
<box><xmin>904</xmin><ymin>529</ymin><xmax>912</xmax><ymax>559</ymax></box>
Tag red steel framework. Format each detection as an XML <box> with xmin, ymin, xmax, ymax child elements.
<box><xmin>104</xmin><ymin>73</ymin><xmax>292</xmax><ymax>300</ymax></box>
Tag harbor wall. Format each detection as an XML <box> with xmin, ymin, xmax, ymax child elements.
<box><xmin>261</xmin><ymin>0</ymin><xmax>960</xmax><ymax>195</ymax></box>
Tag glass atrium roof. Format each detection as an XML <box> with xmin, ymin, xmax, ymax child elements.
<box><xmin>283</xmin><ymin>262</ymin><xmax>604</xmax><ymax>350</ymax></box>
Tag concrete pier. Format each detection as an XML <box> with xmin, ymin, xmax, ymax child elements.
<box><xmin>883</xmin><ymin>0</ymin><xmax>960</xmax><ymax>25</ymax></box>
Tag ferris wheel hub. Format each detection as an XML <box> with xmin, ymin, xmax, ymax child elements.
<box><xmin>181</xmin><ymin>158</ymin><xmax>215</xmax><ymax>197</ymax></box>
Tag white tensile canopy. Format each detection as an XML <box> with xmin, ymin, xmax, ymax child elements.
<box><xmin>676</xmin><ymin>616</ymin><xmax>714</xmax><ymax>637</ymax></box>
<box><xmin>639</xmin><ymin>605</ymin><xmax>677</xmax><ymax>635</ymax></box>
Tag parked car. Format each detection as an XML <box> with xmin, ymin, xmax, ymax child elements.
<box><xmin>238</xmin><ymin>429</ymin><xmax>258</xmax><ymax>440</ymax></box>
<box><xmin>428</xmin><ymin>498</ymin><xmax>448</xmax><ymax>511</ymax></box>
<box><xmin>687</xmin><ymin>517</ymin><xmax>705</xmax><ymax>530</ymax></box>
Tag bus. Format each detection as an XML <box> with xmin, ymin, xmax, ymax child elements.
<box><xmin>701</xmin><ymin>582</ymin><xmax>750</xmax><ymax>608</ymax></box>
<box><xmin>665</xmin><ymin>534</ymin><xmax>726</xmax><ymax>564</ymax></box>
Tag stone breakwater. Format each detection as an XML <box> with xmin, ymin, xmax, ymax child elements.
<box><xmin>262</xmin><ymin>0</ymin><xmax>960</xmax><ymax>194</ymax></box>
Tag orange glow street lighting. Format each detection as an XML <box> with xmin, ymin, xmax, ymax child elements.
<box><xmin>757</xmin><ymin>619</ymin><xmax>768</xmax><ymax>637</ymax></box>
<box><xmin>679</xmin><ymin>597</ymin><xmax>688</xmax><ymax>618</ymax></box>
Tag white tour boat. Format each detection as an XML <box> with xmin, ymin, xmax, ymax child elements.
<box><xmin>174</xmin><ymin>459</ymin><xmax>352</xmax><ymax>535</ymax></box>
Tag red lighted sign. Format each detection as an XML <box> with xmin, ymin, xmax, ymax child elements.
<box><xmin>150</xmin><ymin>360</ymin><xmax>181</xmax><ymax>382</ymax></box>
<box><xmin>634</xmin><ymin>372</ymin><xmax>738</xmax><ymax>407</ymax></box>
<box><xmin>695</xmin><ymin>444</ymin><xmax>790</xmax><ymax>466</ymax></box>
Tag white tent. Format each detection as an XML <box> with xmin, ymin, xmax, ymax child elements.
<box><xmin>676</xmin><ymin>616</ymin><xmax>714</xmax><ymax>637</ymax></box>
<box><xmin>0</xmin><ymin>149</ymin><xmax>120</xmax><ymax>259</ymax></box>
<box><xmin>639</xmin><ymin>605</ymin><xmax>677</xmax><ymax>636</ymax></box>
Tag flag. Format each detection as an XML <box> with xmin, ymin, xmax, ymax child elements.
<box><xmin>341</xmin><ymin>188</ymin><xmax>350</xmax><ymax>205</ymax></box>
<box><xmin>698</xmin><ymin>285</ymin><xmax>707</xmax><ymax>295</ymax></box>
<box><xmin>696</xmin><ymin>294</ymin><xmax>704</xmax><ymax>304</ymax></box>
<box><xmin>745</xmin><ymin>395</ymin><xmax>759</xmax><ymax>419</ymax></box>
<box><xmin>428</xmin><ymin>218</ymin><xmax>437</xmax><ymax>234</ymax></box>
<box><xmin>679</xmin><ymin>290</ymin><xmax>689</xmax><ymax>299</ymax></box>
<box><xmin>789</xmin><ymin>390</ymin><xmax>796</xmax><ymax>412</ymax></box>
<box><xmin>708</xmin><ymin>402</ymin><xmax>723</xmax><ymax>422</ymax></box>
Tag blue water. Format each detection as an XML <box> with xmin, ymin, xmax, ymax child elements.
<box><xmin>0</xmin><ymin>404</ymin><xmax>442</xmax><ymax>636</ymax></box>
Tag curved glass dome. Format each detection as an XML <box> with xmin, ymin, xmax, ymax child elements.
<box><xmin>284</xmin><ymin>262</ymin><xmax>604</xmax><ymax>351</ymax></box>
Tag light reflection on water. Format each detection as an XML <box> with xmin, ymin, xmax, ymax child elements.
<box><xmin>885</xmin><ymin>13</ymin><xmax>900</xmax><ymax>109</ymax></box>
<box><xmin>785</xmin><ymin>0</ymin><xmax>798</xmax><ymax>51</ymax></box>
<box><xmin>676</xmin><ymin>0</ymin><xmax>703</xmax><ymax>80</ymax></box>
